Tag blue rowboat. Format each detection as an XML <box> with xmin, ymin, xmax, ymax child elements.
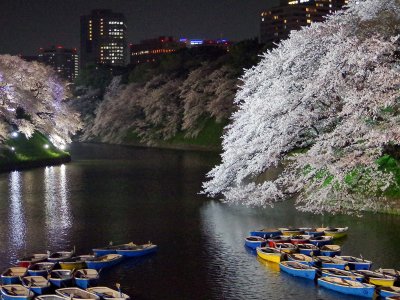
<box><xmin>1</xmin><ymin>285</ymin><xmax>35</xmax><ymax>300</ymax></box>
<box><xmin>274</xmin><ymin>243</ymin><xmax>297</xmax><ymax>254</ymax></box>
<box><xmin>48</xmin><ymin>269</ymin><xmax>73</xmax><ymax>288</ymax></box>
<box><xmin>287</xmin><ymin>253</ymin><xmax>316</xmax><ymax>266</ymax></box>
<box><xmin>303</xmin><ymin>228</ymin><xmax>325</xmax><ymax>237</ymax></box>
<box><xmin>298</xmin><ymin>244</ymin><xmax>320</xmax><ymax>256</ymax></box>
<box><xmin>1</xmin><ymin>267</ymin><xmax>27</xmax><ymax>284</ymax></box>
<box><xmin>92</xmin><ymin>242</ymin><xmax>136</xmax><ymax>256</ymax></box>
<box><xmin>316</xmin><ymin>256</ymin><xmax>349</xmax><ymax>270</ymax></box>
<box><xmin>320</xmin><ymin>268</ymin><xmax>364</xmax><ymax>282</ymax></box>
<box><xmin>27</xmin><ymin>262</ymin><xmax>55</xmax><ymax>277</ymax></box>
<box><xmin>279</xmin><ymin>261</ymin><xmax>317</xmax><ymax>280</ymax></box>
<box><xmin>245</xmin><ymin>236</ymin><xmax>267</xmax><ymax>249</ymax></box>
<box><xmin>74</xmin><ymin>269</ymin><xmax>99</xmax><ymax>289</ymax></box>
<box><xmin>55</xmin><ymin>287</ymin><xmax>100</xmax><ymax>300</ymax></box>
<box><xmin>320</xmin><ymin>245</ymin><xmax>341</xmax><ymax>257</ymax></box>
<box><xmin>318</xmin><ymin>276</ymin><xmax>375</xmax><ymax>298</ymax></box>
<box><xmin>85</xmin><ymin>254</ymin><xmax>123</xmax><ymax>270</ymax></box>
<box><xmin>115</xmin><ymin>243</ymin><xmax>158</xmax><ymax>257</ymax></box>
<box><xmin>87</xmin><ymin>285</ymin><xmax>130</xmax><ymax>299</ymax></box>
<box><xmin>21</xmin><ymin>276</ymin><xmax>51</xmax><ymax>295</ymax></box>
<box><xmin>335</xmin><ymin>256</ymin><xmax>372</xmax><ymax>270</ymax></box>
<box><xmin>379</xmin><ymin>286</ymin><xmax>400</xmax><ymax>298</ymax></box>
<box><xmin>250</xmin><ymin>228</ymin><xmax>281</xmax><ymax>238</ymax></box>
<box><xmin>309</xmin><ymin>236</ymin><xmax>333</xmax><ymax>247</ymax></box>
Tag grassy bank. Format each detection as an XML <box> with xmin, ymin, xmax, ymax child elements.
<box><xmin>123</xmin><ymin>118</ymin><xmax>225</xmax><ymax>151</ymax></box>
<box><xmin>0</xmin><ymin>132</ymin><xmax>70</xmax><ymax>172</ymax></box>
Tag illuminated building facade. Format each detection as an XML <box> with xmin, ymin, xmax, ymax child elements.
<box><xmin>260</xmin><ymin>0</ymin><xmax>348</xmax><ymax>47</ymax></box>
<box><xmin>130</xmin><ymin>36</ymin><xmax>183</xmax><ymax>65</ymax></box>
<box><xmin>38</xmin><ymin>46</ymin><xmax>79</xmax><ymax>82</ymax></box>
<box><xmin>80</xmin><ymin>9</ymin><xmax>127</xmax><ymax>68</ymax></box>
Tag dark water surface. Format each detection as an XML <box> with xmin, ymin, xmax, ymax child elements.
<box><xmin>0</xmin><ymin>143</ymin><xmax>400</xmax><ymax>300</ymax></box>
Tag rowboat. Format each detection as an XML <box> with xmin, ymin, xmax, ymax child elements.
<box><xmin>376</xmin><ymin>269</ymin><xmax>400</xmax><ymax>284</ymax></box>
<box><xmin>93</xmin><ymin>242</ymin><xmax>136</xmax><ymax>256</ymax></box>
<box><xmin>315</xmin><ymin>256</ymin><xmax>348</xmax><ymax>270</ymax></box>
<box><xmin>279</xmin><ymin>228</ymin><xmax>304</xmax><ymax>236</ymax></box>
<box><xmin>48</xmin><ymin>250</ymin><xmax>74</xmax><ymax>263</ymax></box>
<box><xmin>267</xmin><ymin>236</ymin><xmax>291</xmax><ymax>247</ymax></box>
<box><xmin>290</xmin><ymin>235</ymin><xmax>311</xmax><ymax>245</ymax></box>
<box><xmin>287</xmin><ymin>253</ymin><xmax>315</xmax><ymax>266</ymax></box>
<box><xmin>115</xmin><ymin>243</ymin><xmax>158</xmax><ymax>257</ymax></box>
<box><xmin>88</xmin><ymin>285</ymin><xmax>130</xmax><ymax>299</ymax></box>
<box><xmin>318</xmin><ymin>276</ymin><xmax>375</xmax><ymax>298</ymax></box>
<box><xmin>21</xmin><ymin>276</ymin><xmax>51</xmax><ymax>295</ymax></box>
<box><xmin>244</xmin><ymin>236</ymin><xmax>267</xmax><ymax>249</ymax></box>
<box><xmin>48</xmin><ymin>269</ymin><xmax>73</xmax><ymax>288</ymax></box>
<box><xmin>74</xmin><ymin>269</ymin><xmax>99</xmax><ymax>289</ymax></box>
<box><xmin>279</xmin><ymin>261</ymin><xmax>318</xmax><ymax>280</ymax></box>
<box><xmin>256</xmin><ymin>247</ymin><xmax>285</xmax><ymax>264</ymax></box>
<box><xmin>387</xmin><ymin>297</ymin><xmax>400</xmax><ymax>300</ymax></box>
<box><xmin>309</xmin><ymin>236</ymin><xmax>333</xmax><ymax>247</ymax></box>
<box><xmin>274</xmin><ymin>243</ymin><xmax>297</xmax><ymax>254</ymax></box>
<box><xmin>1</xmin><ymin>284</ymin><xmax>35</xmax><ymax>300</ymax></box>
<box><xmin>36</xmin><ymin>295</ymin><xmax>65</xmax><ymax>300</ymax></box>
<box><xmin>354</xmin><ymin>270</ymin><xmax>396</xmax><ymax>287</ymax></box>
<box><xmin>17</xmin><ymin>254</ymin><xmax>48</xmax><ymax>268</ymax></box>
<box><xmin>335</xmin><ymin>256</ymin><xmax>372</xmax><ymax>270</ymax></box>
<box><xmin>378</xmin><ymin>286</ymin><xmax>400</xmax><ymax>298</ymax></box>
<box><xmin>303</xmin><ymin>228</ymin><xmax>325</xmax><ymax>237</ymax></box>
<box><xmin>320</xmin><ymin>245</ymin><xmax>341</xmax><ymax>257</ymax></box>
<box><xmin>59</xmin><ymin>255</ymin><xmax>95</xmax><ymax>270</ymax></box>
<box><xmin>249</xmin><ymin>228</ymin><xmax>281</xmax><ymax>238</ymax></box>
<box><xmin>27</xmin><ymin>262</ymin><xmax>55</xmax><ymax>277</ymax></box>
<box><xmin>297</xmin><ymin>244</ymin><xmax>320</xmax><ymax>256</ymax></box>
<box><xmin>56</xmin><ymin>287</ymin><xmax>100</xmax><ymax>300</ymax></box>
<box><xmin>320</xmin><ymin>268</ymin><xmax>364</xmax><ymax>282</ymax></box>
<box><xmin>324</xmin><ymin>227</ymin><xmax>348</xmax><ymax>239</ymax></box>
<box><xmin>1</xmin><ymin>267</ymin><xmax>27</xmax><ymax>284</ymax></box>
<box><xmin>85</xmin><ymin>254</ymin><xmax>123</xmax><ymax>270</ymax></box>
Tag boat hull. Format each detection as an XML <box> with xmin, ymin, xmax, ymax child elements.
<box><xmin>320</xmin><ymin>250</ymin><xmax>341</xmax><ymax>257</ymax></box>
<box><xmin>250</xmin><ymin>230</ymin><xmax>281</xmax><ymax>238</ymax></box>
<box><xmin>75</xmin><ymin>277</ymin><xmax>98</xmax><ymax>289</ymax></box>
<box><xmin>318</xmin><ymin>278</ymin><xmax>375</xmax><ymax>298</ymax></box>
<box><xmin>1</xmin><ymin>286</ymin><xmax>35</xmax><ymax>300</ymax></box>
<box><xmin>1</xmin><ymin>276</ymin><xmax>21</xmax><ymax>285</ymax></box>
<box><xmin>321</xmin><ymin>269</ymin><xmax>364</xmax><ymax>282</ymax></box>
<box><xmin>116</xmin><ymin>245</ymin><xmax>158</xmax><ymax>257</ymax></box>
<box><xmin>49</xmin><ymin>278</ymin><xmax>73</xmax><ymax>288</ymax></box>
<box><xmin>369</xmin><ymin>278</ymin><xmax>395</xmax><ymax>287</ymax></box>
<box><xmin>279</xmin><ymin>263</ymin><xmax>317</xmax><ymax>280</ymax></box>
<box><xmin>256</xmin><ymin>248</ymin><xmax>283</xmax><ymax>264</ymax></box>
<box><xmin>245</xmin><ymin>239</ymin><xmax>266</xmax><ymax>249</ymax></box>
<box><xmin>85</xmin><ymin>256</ymin><xmax>123</xmax><ymax>270</ymax></box>
<box><xmin>59</xmin><ymin>262</ymin><xmax>86</xmax><ymax>270</ymax></box>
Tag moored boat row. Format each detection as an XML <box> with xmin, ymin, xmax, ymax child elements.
<box><xmin>247</xmin><ymin>225</ymin><xmax>400</xmax><ymax>298</ymax></box>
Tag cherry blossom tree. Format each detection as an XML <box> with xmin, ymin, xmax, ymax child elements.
<box><xmin>203</xmin><ymin>0</ymin><xmax>400</xmax><ymax>214</ymax></box>
<box><xmin>0</xmin><ymin>55</ymin><xmax>82</xmax><ymax>147</ymax></box>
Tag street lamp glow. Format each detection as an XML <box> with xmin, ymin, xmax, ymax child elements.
<box><xmin>44</xmin><ymin>144</ymin><xmax>49</xmax><ymax>149</ymax></box>
<box><xmin>11</xmin><ymin>147</ymin><xmax>15</xmax><ymax>151</ymax></box>
<box><xmin>60</xmin><ymin>145</ymin><xmax>66</xmax><ymax>150</ymax></box>
<box><xmin>11</xmin><ymin>132</ymin><xmax>18</xmax><ymax>138</ymax></box>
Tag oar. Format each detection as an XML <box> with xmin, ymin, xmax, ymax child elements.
<box><xmin>116</xmin><ymin>283</ymin><xmax>122</xmax><ymax>298</ymax></box>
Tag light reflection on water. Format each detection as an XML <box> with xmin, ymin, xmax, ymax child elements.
<box><xmin>8</xmin><ymin>171</ymin><xmax>25</xmax><ymax>257</ymax></box>
<box><xmin>44</xmin><ymin>165</ymin><xmax>72</xmax><ymax>248</ymax></box>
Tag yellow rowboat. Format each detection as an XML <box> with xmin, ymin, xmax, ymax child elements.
<box><xmin>279</xmin><ymin>228</ymin><xmax>304</xmax><ymax>236</ymax></box>
<box><xmin>354</xmin><ymin>270</ymin><xmax>396</xmax><ymax>287</ymax></box>
<box><xmin>256</xmin><ymin>247</ymin><xmax>285</xmax><ymax>264</ymax></box>
<box><xmin>59</xmin><ymin>255</ymin><xmax>95</xmax><ymax>270</ymax></box>
<box><xmin>324</xmin><ymin>227</ymin><xmax>348</xmax><ymax>239</ymax></box>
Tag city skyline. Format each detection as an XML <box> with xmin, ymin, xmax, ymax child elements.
<box><xmin>0</xmin><ymin>0</ymin><xmax>278</xmax><ymax>56</ymax></box>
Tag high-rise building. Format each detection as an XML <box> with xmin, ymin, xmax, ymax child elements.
<box><xmin>80</xmin><ymin>9</ymin><xmax>127</xmax><ymax>68</ymax></box>
<box><xmin>260</xmin><ymin>0</ymin><xmax>348</xmax><ymax>47</ymax></box>
<box><xmin>38</xmin><ymin>46</ymin><xmax>79</xmax><ymax>82</ymax></box>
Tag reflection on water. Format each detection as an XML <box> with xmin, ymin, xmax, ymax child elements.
<box><xmin>0</xmin><ymin>143</ymin><xmax>399</xmax><ymax>300</ymax></box>
<box><xmin>44</xmin><ymin>165</ymin><xmax>72</xmax><ymax>247</ymax></box>
<box><xmin>8</xmin><ymin>171</ymin><xmax>25</xmax><ymax>256</ymax></box>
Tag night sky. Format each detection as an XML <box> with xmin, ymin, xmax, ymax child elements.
<box><xmin>0</xmin><ymin>0</ymin><xmax>278</xmax><ymax>56</ymax></box>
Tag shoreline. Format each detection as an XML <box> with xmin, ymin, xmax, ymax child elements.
<box><xmin>0</xmin><ymin>155</ymin><xmax>71</xmax><ymax>173</ymax></box>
